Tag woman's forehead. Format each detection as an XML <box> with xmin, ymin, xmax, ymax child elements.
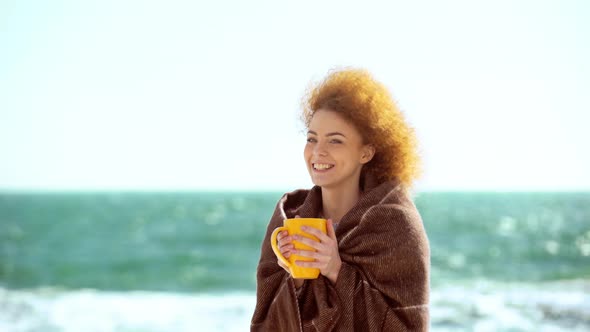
<box><xmin>309</xmin><ymin>109</ymin><xmax>354</xmax><ymax>131</ymax></box>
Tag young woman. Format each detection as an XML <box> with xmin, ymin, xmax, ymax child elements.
<box><xmin>251</xmin><ymin>68</ymin><xmax>430</xmax><ymax>331</ymax></box>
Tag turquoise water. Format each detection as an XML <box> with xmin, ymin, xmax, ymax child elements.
<box><xmin>1</xmin><ymin>191</ymin><xmax>589</xmax><ymax>331</ymax></box>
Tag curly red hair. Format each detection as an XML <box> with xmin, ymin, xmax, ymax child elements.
<box><xmin>301</xmin><ymin>68</ymin><xmax>421</xmax><ymax>187</ymax></box>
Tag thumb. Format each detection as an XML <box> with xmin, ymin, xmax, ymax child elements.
<box><xmin>327</xmin><ymin>219</ymin><xmax>336</xmax><ymax>239</ymax></box>
<box><xmin>295</xmin><ymin>215</ymin><xmax>301</xmax><ymax>218</ymax></box>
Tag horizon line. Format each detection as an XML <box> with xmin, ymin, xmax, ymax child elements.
<box><xmin>1</xmin><ymin>187</ymin><xmax>589</xmax><ymax>194</ymax></box>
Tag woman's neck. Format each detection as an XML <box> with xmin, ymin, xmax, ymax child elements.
<box><xmin>320</xmin><ymin>181</ymin><xmax>362</xmax><ymax>224</ymax></box>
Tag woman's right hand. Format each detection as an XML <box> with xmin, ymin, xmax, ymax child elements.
<box><xmin>274</xmin><ymin>215</ymin><xmax>305</xmax><ymax>289</ymax></box>
<box><xmin>274</xmin><ymin>214</ymin><xmax>301</xmax><ymax>272</ymax></box>
<box><xmin>275</xmin><ymin>229</ymin><xmax>295</xmax><ymax>273</ymax></box>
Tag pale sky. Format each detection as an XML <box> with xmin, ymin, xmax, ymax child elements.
<box><xmin>1</xmin><ymin>0</ymin><xmax>589</xmax><ymax>191</ymax></box>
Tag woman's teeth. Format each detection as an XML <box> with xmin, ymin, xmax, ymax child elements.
<box><xmin>313</xmin><ymin>163</ymin><xmax>334</xmax><ymax>170</ymax></box>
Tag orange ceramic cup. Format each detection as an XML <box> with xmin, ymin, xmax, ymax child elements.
<box><xmin>270</xmin><ymin>218</ymin><xmax>327</xmax><ymax>279</ymax></box>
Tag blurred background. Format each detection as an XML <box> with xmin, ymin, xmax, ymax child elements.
<box><xmin>1</xmin><ymin>0</ymin><xmax>589</xmax><ymax>331</ymax></box>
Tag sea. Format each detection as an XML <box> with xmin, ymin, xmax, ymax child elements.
<box><xmin>1</xmin><ymin>191</ymin><xmax>589</xmax><ymax>331</ymax></box>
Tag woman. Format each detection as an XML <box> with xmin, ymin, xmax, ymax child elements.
<box><xmin>251</xmin><ymin>68</ymin><xmax>430</xmax><ymax>331</ymax></box>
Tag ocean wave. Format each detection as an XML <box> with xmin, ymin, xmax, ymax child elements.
<box><xmin>0</xmin><ymin>280</ymin><xmax>589</xmax><ymax>332</ymax></box>
<box><xmin>430</xmin><ymin>279</ymin><xmax>590</xmax><ymax>331</ymax></box>
<box><xmin>0</xmin><ymin>288</ymin><xmax>255</xmax><ymax>332</ymax></box>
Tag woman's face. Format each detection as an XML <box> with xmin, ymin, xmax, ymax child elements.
<box><xmin>304</xmin><ymin>109</ymin><xmax>374</xmax><ymax>190</ymax></box>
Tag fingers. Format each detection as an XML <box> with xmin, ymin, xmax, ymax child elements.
<box><xmin>281</xmin><ymin>245</ymin><xmax>294</xmax><ymax>257</ymax></box>
<box><xmin>291</xmin><ymin>248</ymin><xmax>320</xmax><ymax>260</ymax></box>
<box><xmin>292</xmin><ymin>227</ymin><xmax>333</xmax><ymax>250</ymax></box>
<box><xmin>299</xmin><ymin>225</ymin><xmax>331</xmax><ymax>244</ymax></box>
<box><xmin>277</xmin><ymin>230</ymin><xmax>291</xmax><ymax>246</ymax></box>
<box><xmin>277</xmin><ymin>231</ymin><xmax>294</xmax><ymax>253</ymax></box>
<box><xmin>277</xmin><ymin>230</ymin><xmax>294</xmax><ymax>260</ymax></box>
<box><xmin>295</xmin><ymin>260</ymin><xmax>322</xmax><ymax>268</ymax></box>
<box><xmin>291</xmin><ymin>235</ymin><xmax>323</xmax><ymax>251</ymax></box>
<box><xmin>276</xmin><ymin>230</ymin><xmax>289</xmax><ymax>242</ymax></box>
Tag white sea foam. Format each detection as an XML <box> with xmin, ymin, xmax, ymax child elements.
<box><xmin>0</xmin><ymin>280</ymin><xmax>588</xmax><ymax>332</ymax></box>
<box><xmin>0</xmin><ymin>288</ymin><xmax>255</xmax><ymax>332</ymax></box>
<box><xmin>430</xmin><ymin>279</ymin><xmax>590</xmax><ymax>331</ymax></box>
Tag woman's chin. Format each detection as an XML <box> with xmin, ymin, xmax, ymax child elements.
<box><xmin>311</xmin><ymin>178</ymin><xmax>335</xmax><ymax>189</ymax></box>
<box><xmin>311</xmin><ymin>179</ymin><xmax>326</xmax><ymax>187</ymax></box>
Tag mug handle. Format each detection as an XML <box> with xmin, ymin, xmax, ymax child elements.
<box><xmin>270</xmin><ymin>226</ymin><xmax>291</xmax><ymax>269</ymax></box>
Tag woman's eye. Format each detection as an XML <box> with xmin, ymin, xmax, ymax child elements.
<box><xmin>306</xmin><ymin>138</ymin><xmax>316</xmax><ymax>143</ymax></box>
<box><xmin>330</xmin><ymin>139</ymin><xmax>342</xmax><ymax>144</ymax></box>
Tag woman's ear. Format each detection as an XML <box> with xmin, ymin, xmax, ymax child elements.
<box><xmin>361</xmin><ymin>144</ymin><xmax>375</xmax><ymax>164</ymax></box>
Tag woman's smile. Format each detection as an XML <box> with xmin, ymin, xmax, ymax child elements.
<box><xmin>312</xmin><ymin>163</ymin><xmax>335</xmax><ymax>171</ymax></box>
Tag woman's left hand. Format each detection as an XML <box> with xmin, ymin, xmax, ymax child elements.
<box><xmin>292</xmin><ymin>219</ymin><xmax>342</xmax><ymax>284</ymax></box>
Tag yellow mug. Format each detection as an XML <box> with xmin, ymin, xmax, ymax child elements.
<box><xmin>270</xmin><ymin>218</ymin><xmax>327</xmax><ymax>279</ymax></box>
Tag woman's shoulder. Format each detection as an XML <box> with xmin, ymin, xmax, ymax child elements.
<box><xmin>362</xmin><ymin>181</ymin><xmax>423</xmax><ymax>230</ymax></box>
<box><xmin>365</xmin><ymin>178</ymin><xmax>415</xmax><ymax>209</ymax></box>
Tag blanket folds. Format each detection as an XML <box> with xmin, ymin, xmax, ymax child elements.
<box><xmin>251</xmin><ymin>176</ymin><xmax>430</xmax><ymax>331</ymax></box>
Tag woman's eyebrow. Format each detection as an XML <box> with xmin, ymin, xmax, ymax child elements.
<box><xmin>307</xmin><ymin>130</ymin><xmax>346</xmax><ymax>138</ymax></box>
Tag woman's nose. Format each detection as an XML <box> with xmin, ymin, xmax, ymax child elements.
<box><xmin>314</xmin><ymin>142</ymin><xmax>328</xmax><ymax>156</ymax></box>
